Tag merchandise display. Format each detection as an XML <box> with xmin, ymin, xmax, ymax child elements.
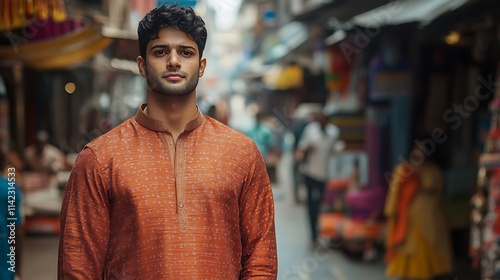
<box><xmin>471</xmin><ymin>92</ymin><xmax>500</xmax><ymax>279</ymax></box>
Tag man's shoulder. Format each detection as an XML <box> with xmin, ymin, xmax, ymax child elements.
<box><xmin>84</xmin><ymin>118</ymin><xmax>136</xmax><ymax>152</ymax></box>
<box><xmin>203</xmin><ymin>116</ymin><xmax>256</xmax><ymax>148</ymax></box>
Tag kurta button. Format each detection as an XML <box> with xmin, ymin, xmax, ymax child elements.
<box><xmin>179</xmin><ymin>203</ymin><xmax>184</xmax><ymax>208</ymax></box>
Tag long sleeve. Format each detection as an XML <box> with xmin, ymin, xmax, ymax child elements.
<box><xmin>58</xmin><ymin>147</ymin><xmax>111</xmax><ymax>279</ymax></box>
<box><xmin>239</xmin><ymin>143</ymin><xmax>278</xmax><ymax>279</ymax></box>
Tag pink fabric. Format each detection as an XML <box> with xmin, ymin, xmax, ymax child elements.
<box><xmin>30</xmin><ymin>19</ymin><xmax>83</xmax><ymax>42</ymax></box>
<box><xmin>346</xmin><ymin>186</ymin><xmax>386</xmax><ymax>219</ymax></box>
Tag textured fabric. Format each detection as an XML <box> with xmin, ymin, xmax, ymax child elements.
<box><xmin>58</xmin><ymin>104</ymin><xmax>277</xmax><ymax>279</ymax></box>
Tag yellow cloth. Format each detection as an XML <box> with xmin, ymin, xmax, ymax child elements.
<box><xmin>386</xmin><ymin>221</ymin><xmax>450</xmax><ymax>279</ymax></box>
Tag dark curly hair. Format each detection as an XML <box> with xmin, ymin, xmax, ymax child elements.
<box><xmin>138</xmin><ymin>4</ymin><xmax>207</xmax><ymax>60</ymax></box>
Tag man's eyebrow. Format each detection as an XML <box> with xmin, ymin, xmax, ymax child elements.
<box><xmin>178</xmin><ymin>45</ymin><xmax>197</xmax><ymax>51</ymax></box>
<box><xmin>150</xmin><ymin>44</ymin><xmax>197</xmax><ymax>52</ymax></box>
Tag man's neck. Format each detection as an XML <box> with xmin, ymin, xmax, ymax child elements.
<box><xmin>145</xmin><ymin>91</ymin><xmax>198</xmax><ymax>141</ymax></box>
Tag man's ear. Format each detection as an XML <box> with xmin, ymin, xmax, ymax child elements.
<box><xmin>199</xmin><ymin>58</ymin><xmax>207</xmax><ymax>77</ymax></box>
<box><xmin>137</xmin><ymin>56</ymin><xmax>147</xmax><ymax>77</ymax></box>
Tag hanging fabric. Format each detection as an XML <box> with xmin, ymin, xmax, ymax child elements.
<box><xmin>0</xmin><ymin>0</ymin><xmax>67</xmax><ymax>31</ymax></box>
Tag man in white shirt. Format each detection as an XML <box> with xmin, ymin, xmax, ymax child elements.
<box><xmin>24</xmin><ymin>131</ymin><xmax>66</xmax><ymax>174</ymax></box>
<box><xmin>296</xmin><ymin>111</ymin><xmax>340</xmax><ymax>247</ymax></box>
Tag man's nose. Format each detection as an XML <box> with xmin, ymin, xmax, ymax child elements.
<box><xmin>167</xmin><ymin>52</ymin><xmax>181</xmax><ymax>69</ymax></box>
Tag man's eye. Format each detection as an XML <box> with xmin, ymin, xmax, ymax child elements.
<box><xmin>155</xmin><ymin>50</ymin><xmax>166</xmax><ymax>56</ymax></box>
<box><xmin>181</xmin><ymin>51</ymin><xmax>193</xmax><ymax>56</ymax></box>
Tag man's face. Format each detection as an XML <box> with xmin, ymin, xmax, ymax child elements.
<box><xmin>137</xmin><ymin>27</ymin><xmax>206</xmax><ymax>97</ymax></box>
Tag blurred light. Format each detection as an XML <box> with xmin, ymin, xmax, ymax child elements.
<box><xmin>99</xmin><ymin>92</ymin><xmax>111</xmax><ymax>110</ymax></box>
<box><xmin>65</xmin><ymin>82</ymin><xmax>76</xmax><ymax>94</ymax></box>
<box><xmin>445</xmin><ymin>31</ymin><xmax>461</xmax><ymax>45</ymax></box>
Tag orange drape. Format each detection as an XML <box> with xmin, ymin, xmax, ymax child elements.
<box><xmin>385</xmin><ymin>165</ymin><xmax>420</xmax><ymax>261</ymax></box>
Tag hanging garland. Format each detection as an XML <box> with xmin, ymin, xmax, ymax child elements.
<box><xmin>0</xmin><ymin>0</ymin><xmax>67</xmax><ymax>31</ymax></box>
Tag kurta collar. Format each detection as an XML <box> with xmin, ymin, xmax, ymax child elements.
<box><xmin>134</xmin><ymin>103</ymin><xmax>204</xmax><ymax>132</ymax></box>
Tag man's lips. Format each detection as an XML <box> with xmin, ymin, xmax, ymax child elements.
<box><xmin>163</xmin><ymin>73</ymin><xmax>185</xmax><ymax>80</ymax></box>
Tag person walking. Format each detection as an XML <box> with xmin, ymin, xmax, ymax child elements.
<box><xmin>296</xmin><ymin>111</ymin><xmax>340</xmax><ymax>248</ymax></box>
<box><xmin>58</xmin><ymin>4</ymin><xmax>277</xmax><ymax>279</ymax></box>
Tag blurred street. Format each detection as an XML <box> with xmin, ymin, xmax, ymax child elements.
<box><xmin>21</xmin><ymin>149</ymin><xmax>388</xmax><ymax>280</ymax></box>
<box><xmin>2</xmin><ymin>0</ymin><xmax>499</xmax><ymax>279</ymax></box>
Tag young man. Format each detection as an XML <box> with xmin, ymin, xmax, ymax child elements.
<box><xmin>58</xmin><ymin>4</ymin><xmax>277</xmax><ymax>279</ymax></box>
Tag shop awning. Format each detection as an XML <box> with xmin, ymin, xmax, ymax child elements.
<box><xmin>352</xmin><ymin>0</ymin><xmax>469</xmax><ymax>27</ymax></box>
<box><xmin>264</xmin><ymin>21</ymin><xmax>308</xmax><ymax>63</ymax></box>
<box><xmin>0</xmin><ymin>26</ymin><xmax>112</xmax><ymax>70</ymax></box>
<box><xmin>293</xmin><ymin>0</ymin><xmax>393</xmax><ymax>23</ymax></box>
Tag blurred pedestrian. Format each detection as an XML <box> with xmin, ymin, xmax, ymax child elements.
<box><xmin>0</xmin><ymin>149</ymin><xmax>23</xmax><ymax>280</ymax></box>
<box><xmin>384</xmin><ymin>139</ymin><xmax>453</xmax><ymax>280</ymax></box>
<box><xmin>58</xmin><ymin>4</ymin><xmax>277</xmax><ymax>279</ymax></box>
<box><xmin>24</xmin><ymin>130</ymin><xmax>66</xmax><ymax>174</ymax></box>
<box><xmin>296</xmin><ymin>111</ymin><xmax>340</xmax><ymax>248</ymax></box>
<box><xmin>245</xmin><ymin>112</ymin><xmax>276</xmax><ymax>159</ymax></box>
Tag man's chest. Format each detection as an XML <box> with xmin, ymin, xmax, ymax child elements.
<box><xmin>106</xmin><ymin>150</ymin><xmax>246</xmax><ymax>214</ymax></box>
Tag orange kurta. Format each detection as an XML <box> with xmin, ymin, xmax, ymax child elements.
<box><xmin>58</xmin><ymin>104</ymin><xmax>277</xmax><ymax>279</ymax></box>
